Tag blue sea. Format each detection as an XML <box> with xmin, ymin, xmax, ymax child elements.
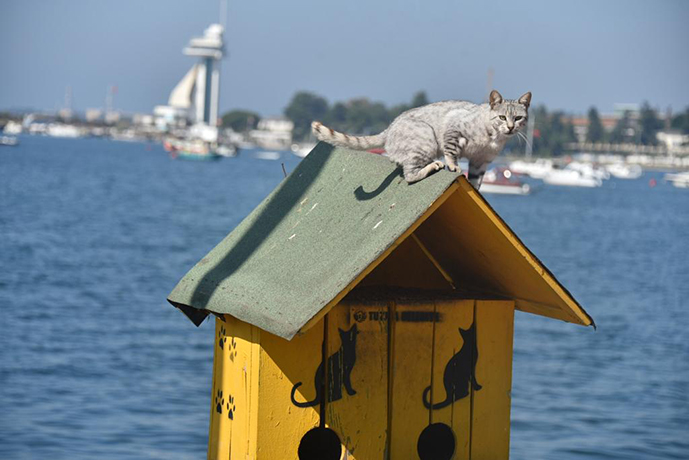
<box><xmin>1</xmin><ymin>136</ymin><xmax>687</xmax><ymax>459</ymax></box>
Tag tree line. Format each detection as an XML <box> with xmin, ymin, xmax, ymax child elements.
<box><xmin>221</xmin><ymin>91</ymin><xmax>689</xmax><ymax>157</ymax></box>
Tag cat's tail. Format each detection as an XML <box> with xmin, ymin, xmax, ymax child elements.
<box><xmin>422</xmin><ymin>386</ymin><xmax>452</xmax><ymax>410</ymax></box>
<box><xmin>312</xmin><ymin>121</ymin><xmax>387</xmax><ymax>150</ymax></box>
<box><xmin>290</xmin><ymin>382</ymin><xmax>319</xmax><ymax>408</ymax></box>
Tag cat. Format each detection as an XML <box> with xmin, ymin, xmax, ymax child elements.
<box><xmin>422</xmin><ymin>321</ymin><xmax>481</xmax><ymax>410</ymax></box>
<box><xmin>290</xmin><ymin>324</ymin><xmax>358</xmax><ymax>408</ymax></box>
<box><xmin>312</xmin><ymin>90</ymin><xmax>531</xmax><ymax>187</ymax></box>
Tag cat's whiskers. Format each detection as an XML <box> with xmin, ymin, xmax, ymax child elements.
<box><xmin>516</xmin><ymin>131</ymin><xmax>532</xmax><ymax>150</ymax></box>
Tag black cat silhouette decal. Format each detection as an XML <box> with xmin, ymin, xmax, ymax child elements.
<box><xmin>423</xmin><ymin>321</ymin><xmax>481</xmax><ymax>410</ymax></box>
<box><xmin>291</xmin><ymin>324</ymin><xmax>358</xmax><ymax>408</ymax></box>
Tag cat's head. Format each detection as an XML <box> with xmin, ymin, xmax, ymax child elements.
<box><xmin>339</xmin><ymin>324</ymin><xmax>359</xmax><ymax>341</ymax></box>
<box><xmin>489</xmin><ymin>90</ymin><xmax>531</xmax><ymax>137</ymax></box>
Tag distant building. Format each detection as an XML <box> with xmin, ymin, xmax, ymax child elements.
<box><xmin>657</xmin><ymin>130</ymin><xmax>689</xmax><ymax>152</ymax></box>
<box><xmin>568</xmin><ymin>115</ymin><xmax>617</xmax><ymax>143</ymax></box>
<box><xmin>132</xmin><ymin>113</ymin><xmax>154</xmax><ymax>126</ymax></box>
<box><xmin>250</xmin><ymin>117</ymin><xmax>294</xmax><ymax>150</ymax></box>
<box><xmin>85</xmin><ymin>109</ymin><xmax>103</xmax><ymax>123</ymax></box>
<box><xmin>153</xmin><ymin>24</ymin><xmax>225</xmax><ymax>138</ymax></box>
<box><xmin>104</xmin><ymin>111</ymin><xmax>121</xmax><ymax>125</ymax></box>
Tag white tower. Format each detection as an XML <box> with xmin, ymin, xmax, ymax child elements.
<box><xmin>183</xmin><ymin>24</ymin><xmax>224</xmax><ymax>128</ymax></box>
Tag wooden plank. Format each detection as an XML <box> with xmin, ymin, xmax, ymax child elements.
<box><xmin>207</xmin><ymin>315</ymin><xmax>255</xmax><ymax>460</ymax></box>
<box><xmin>388</xmin><ymin>301</ymin><xmax>438</xmax><ymax>459</ymax></box>
<box><xmin>357</xmin><ymin>234</ymin><xmax>453</xmax><ymax>290</ymax></box>
<box><xmin>427</xmin><ymin>301</ymin><xmax>474</xmax><ymax>459</ymax></box>
<box><xmin>208</xmin><ymin>317</ymin><xmax>231</xmax><ymax>460</ymax></box>
<box><xmin>470</xmin><ymin>300</ymin><xmax>514</xmax><ymax>459</ymax></box>
<box><xmin>255</xmin><ymin>319</ymin><xmax>323</xmax><ymax>459</ymax></box>
<box><xmin>326</xmin><ymin>304</ymin><xmax>388</xmax><ymax>459</ymax></box>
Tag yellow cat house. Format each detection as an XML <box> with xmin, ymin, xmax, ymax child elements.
<box><xmin>168</xmin><ymin>143</ymin><xmax>594</xmax><ymax>460</ymax></box>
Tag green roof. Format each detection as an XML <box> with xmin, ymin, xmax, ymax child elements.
<box><xmin>167</xmin><ymin>143</ymin><xmax>460</xmax><ymax>339</ymax></box>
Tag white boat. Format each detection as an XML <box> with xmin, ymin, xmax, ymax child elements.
<box><xmin>253</xmin><ymin>150</ymin><xmax>281</xmax><ymax>161</ymax></box>
<box><xmin>543</xmin><ymin>168</ymin><xmax>602</xmax><ymax>187</ymax></box>
<box><xmin>3</xmin><ymin>120</ymin><xmax>23</xmax><ymax>135</ymax></box>
<box><xmin>566</xmin><ymin>161</ymin><xmax>610</xmax><ymax>180</ymax></box>
<box><xmin>509</xmin><ymin>158</ymin><xmax>553</xmax><ymax>179</ymax></box>
<box><xmin>216</xmin><ymin>144</ymin><xmax>237</xmax><ymax>157</ymax></box>
<box><xmin>46</xmin><ymin>123</ymin><xmax>82</xmax><ymax>138</ymax></box>
<box><xmin>0</xmin><ymin>135</ymin><xmax>19</xmax><ymax>146</ymax></box>
<box><xmin>605</xmin><ymin>163</ymin><xmax>643</xmax><ymax>179</ymax></box>
<box><xmin>480</xmin><ymin>168</ymin><xmax>531</xmax><ymax>195</ymax></box>
<box><xmin>291</xmin><ymin>142</ymin><xmax>316</xmax><ymax>158</ymax></box>
<box><xmin>664</xmin><ymin>172</ymin><xmax>689</xmax><ymax>188</ymax></box>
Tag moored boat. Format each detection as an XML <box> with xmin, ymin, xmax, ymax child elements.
<box><xmin>664</xmin><ymin>172</ymin><xmax>689</xmax><ymax>188</ymax></box>
<box><xmin>606</xmin><ymin>163</ymin><xmax>643</xmax><ymax>179</ymax></box>
<box><xmin>0</xmin><ymin>135</ymin><xmax>19</xmax><ymax>147</ymax></box>
<box><xmin>543</xmin><ymin>168</ymin><xmax>602</xmax><ymax>187</ymax></box>
<box><xmin>166</xmin><ymin>138</ymin><xmax>221</xmax><ymax>161</ymax></box>
<box><xmin>480</xmin><ymin>168</ymin><xmax>531</xmax><ymax>195</ymax></box>
<box><xmin>508</xmin><ymin>158</ymin><xmax>553</xmax><ymax>179</ymax></box>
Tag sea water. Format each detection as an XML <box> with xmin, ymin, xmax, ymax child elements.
<box><xmin>1</xmin><ymin>136</ymin><xmax>687</xmax><ymax>459</ymax></box>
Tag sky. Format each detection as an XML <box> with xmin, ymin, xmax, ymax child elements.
<box><xmin>1</xmin><ymin>0</ymin><xmax>688</xmax><ymax>118</ymax></box>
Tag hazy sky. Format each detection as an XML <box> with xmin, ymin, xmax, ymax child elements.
<box><xmin>1</xmin><ymin>0</ymin><xmax>688</xmax><ymax>117</ymax></box>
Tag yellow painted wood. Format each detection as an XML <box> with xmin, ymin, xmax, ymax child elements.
<box><xmin>209</xmin><ymin>295</ymin><xmax>518</xmax><ymax>460</ymax></box>
<box><xmin>427</xmin><ymin>301</ymin><xmax>474</xmax><ymax>459</ymax></box>
<box><xmin>255</xmin><ymin>319</ymin><xmax>323</xmax><ymax>459</ymax></box>
<box><xmin>471</xmin><ymin>300</ymin><xmax>515</xmax><ymax>459</ymax></box>
<box><xmin>326</xmin><ymin>304</ymin><xmax>388</xmax><ymax>459</ymax></box>
<box><xmin>246</xmin><ymin>325</ymin><xmax>261</xmax><ymax>458</ymax></box>
<box><xmin>208</xmin><ymin>317</ymin><xmax>231</xmax><ymax>460</ymax></box>
<box><xmin>410</xmin><ymin>234</ymin><xmax>457</xmax><ymax>290</ymax></box>
<box><xmin>297</xmin><ymin>182</ymin><xmax>461</xmax><ymax>336</ymax></box>
<box><xmin>359</xmin><ymin>234</ymin><xmax>453</xmax><ymax>290</ymax></box>
<box><xmin>208</xmin><ymin>315</ymin><xmax>256</xmax><ymax>460</ymax></box>
<box><xmin>414</xmin><ymin>178</ymin><xmax>593</xmax><ymax>326</ymax></box>
<box><xmin>386</xmin><ymin>301</ymin><xmax>437</xmax><ymax>458</ymax></box>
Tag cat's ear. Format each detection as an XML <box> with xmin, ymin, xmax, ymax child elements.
<box><xmin>489</xmin><ymin>90</ymin><xmax>503</xmax><ymax>109</ymax></box>
<box><xmin>518</xmin><ymin>92</ymin><xmax>532</xmax><ymax>109</ymax></box>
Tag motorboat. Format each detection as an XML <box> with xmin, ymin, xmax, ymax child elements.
<box><xmin>605</xmin><ymin>163</ymin><xmax>643</xmax><ymax>179</ymax></box>
<box><xmin>543</xmin><ymin>168</ymin><xmax>602</xmax><ymax>187</ymax></box>
<box><xmin>566</xmin><ymin>161</ymin><xmax>610</xmax><ymax>180</ymax></box>
<box><xmin>166</xmin><ymin>138</ymin><xmax>221</xmax><ymax>161</ymax></box>
<box><xmin>664</xmin><ymin>172</ymin><xmax>689</xmax><ymax>188</ymax></box>
<box><xmin>0</xmin><ymin>135</ymin><xmax>19</xmax><ymax>146</ymax></box>
<box><xmin>290</xmin><ymin>143</ymin><xmax>316</xmax><ymax>158</ymax></box>
<box><xmin>253</xmin><ymin>150</ymin><xmax>281</xmax><ymax>161</ymax></box>
<box><xmin>508</xmin><ymin>158</ymin><xmax>553</xmax><ymax>179</ymax></box>
<box><xmin>480</xmin><ymin>168</ymin><xmax>531</xmax><ymax>195</ymax></box>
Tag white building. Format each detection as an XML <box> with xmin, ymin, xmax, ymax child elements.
<box><xmin>657</xmin><ymin>130</ymin><xmax>689</xmax><ymax>152</ymax></box>
<box><xmin>250</xmin><ymin>117</ymin><xmax>294</xmax><ymax>150</ymax></box>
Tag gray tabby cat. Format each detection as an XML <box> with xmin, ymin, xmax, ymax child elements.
<box><xmin>312</xmin><ymin>90</ymin><xmax>531</xmax><ymax>187</ymax></box>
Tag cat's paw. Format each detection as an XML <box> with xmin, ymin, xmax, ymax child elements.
<box><xmin>432</xmin><ymin>161</ymin><xmax>445</xmax><ymax>171</ymax></box>
<box><xmin>447</xmin><ymin>164</ymin><xmax>458</xmax><ymax>172</ymax></box>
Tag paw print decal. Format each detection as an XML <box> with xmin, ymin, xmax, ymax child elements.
<box><xmin>226</xmin><ymin>394</ymin><xmax>236</xmax><ymax>420</ymax></box>
<box><xmin>229</xmin><ymin>337</ymin><xmax>238</xmax><ymax>361</ymax></box>
<box><xmin>218</xmin><ymin>326</ymin><xmax>227</xmax><ymax>350</ymax></box>
<box><xmin>215</xmin><ymin>389</ymin><xmax>225</xmax><ymax>414</ymax></box>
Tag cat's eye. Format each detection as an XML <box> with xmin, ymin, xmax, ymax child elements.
<box><xmin>515</xmin><ymin>116</ymin><xmax>523</xmax><ymax>121</ymax></box>
<box><xmin>499</xmin><ymin>116</ymin><xmax>506</xmax><ymax>121</ymax></box>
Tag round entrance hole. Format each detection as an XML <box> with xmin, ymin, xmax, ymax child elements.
<box><xmin>297</xmin><ymin>427</ymin><xmax>342</xmax><ymax>460</ymax></box>
<box><xmin>417</xmin><ymin>422</ymin><xmax>456</xmax><ymax>460</ymax></box>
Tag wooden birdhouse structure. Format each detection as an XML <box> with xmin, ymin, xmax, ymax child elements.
<box><xmin>168</xmin><ymin>143</ymin><xmax>594</xmax><ymax>460</ymax></box>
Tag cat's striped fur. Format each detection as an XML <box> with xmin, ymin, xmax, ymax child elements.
<box><xmin>312</xmin><ymin>90</ymin><xmax>531</xmax><ymax>187</ymax></box>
